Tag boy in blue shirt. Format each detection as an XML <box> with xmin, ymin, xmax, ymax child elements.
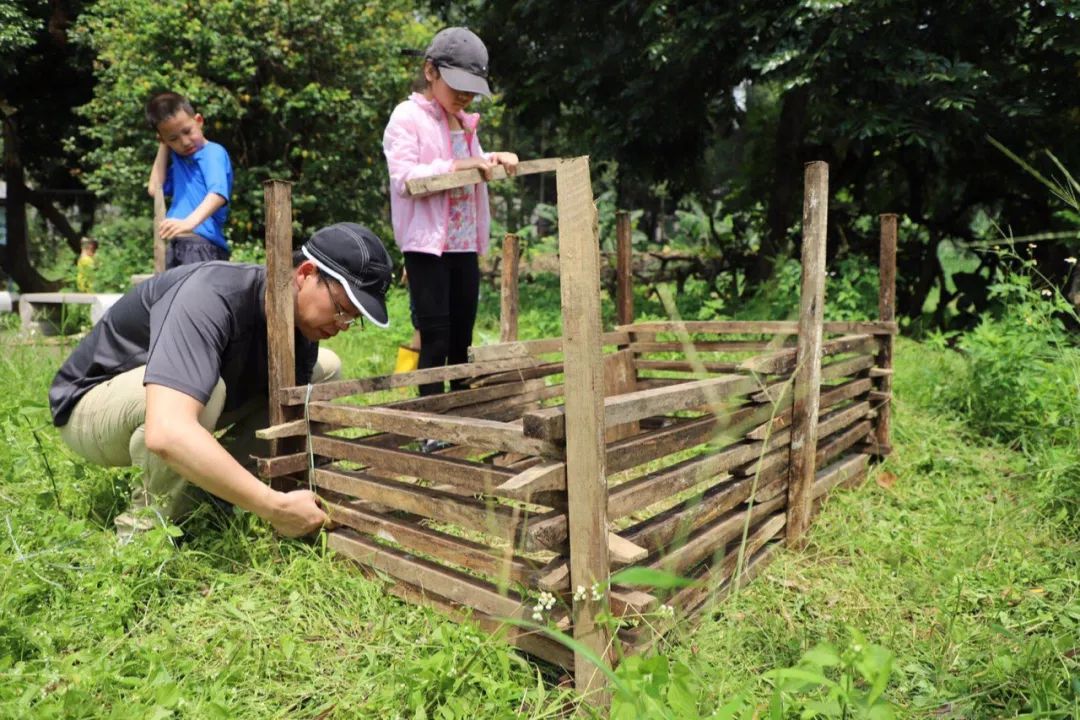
<box><xmin>145</xmin><ymin>92</ymin><xmax>233</xmax><ymax>267</ymax></box>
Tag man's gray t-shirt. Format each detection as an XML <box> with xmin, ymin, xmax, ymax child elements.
<box><xmin>49</xmin><ymin>262</ymin><xmax>318</xmax><ymax>427</ymax></box>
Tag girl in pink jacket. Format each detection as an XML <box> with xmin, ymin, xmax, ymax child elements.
<box><xmin>383</xmin><ymin>27</ymin><xmax>518</xmax><ymax>408</ymax></box>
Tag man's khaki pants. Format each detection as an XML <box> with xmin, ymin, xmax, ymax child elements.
<box><xmin>58</xmin><ymin>349</ymin><xmax>341</xmax><ymax>537</ymax></box>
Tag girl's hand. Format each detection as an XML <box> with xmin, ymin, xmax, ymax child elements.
<box><xmin>490</xmin><ymin>152</ymin><xmax>519</xmax><ymax>176</ymax></box>
<box><xmin>453</xmin><ymin>155</ymin><xmax>497</xmax><ymax>179</ymax></box>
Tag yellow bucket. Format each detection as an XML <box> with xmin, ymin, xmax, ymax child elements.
<box><xmin>394</xmin><ymin>344</ymin><xmax>420</xmax><ymax>374</ymax></box>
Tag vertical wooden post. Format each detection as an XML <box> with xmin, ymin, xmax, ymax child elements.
<box><xmin>500</xmin><ymin>233</ymin><xmax>520</xmax><ymax>342</ymax></box>
<box><xmin>786</xmin><ymin>162</ymin><xmax>828</xmax><ymax>547</ymax></box>
<box><xmin>615</xmin><ymin>210</ymin><xmax>633</xmax><ymax>326</ymax></box>
<box><xmin>875</xmin><ymin>214</ymin><xmax>897</xmax><ymax>454</ymax></box>
<box><xmin>152</xmin><ymin>187</ymin><xmax>166</xmax><ymax>273</ymax></box>
<box><xmin>264</xmin><ymin>180</ymin><xmax>297</xmax><ymax>457</ymax></box>
<box><xmin>557</xmin><ymin>157</ymin><xmax>610</xmax><ymax>701</ymax></box>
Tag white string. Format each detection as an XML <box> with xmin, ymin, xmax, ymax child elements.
<box><xmin>304</xmin><ymin>382</ymin><xmax>315</xmax><ymax>492</ymax></box>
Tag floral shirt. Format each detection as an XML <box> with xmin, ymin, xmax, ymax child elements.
<box><xmin>445</xmin><ymin>131</ymin><xmax>479</xmax><ymax>253</ymax></box>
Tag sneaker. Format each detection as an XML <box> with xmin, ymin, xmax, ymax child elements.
<box><xmin>420</xmin><ymin>439</ymin><xmax>451</xmax><ymax>454</ymax></box>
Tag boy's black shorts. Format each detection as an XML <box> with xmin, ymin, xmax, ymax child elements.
<box><xmin>166</xmin><ymin>237</ymin><xmax>230</xmax><ymax>268</ymax></box>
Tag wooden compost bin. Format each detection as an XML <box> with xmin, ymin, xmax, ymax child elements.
<box><xmin>256</xmin><ymin>159</ymin><xmax>898</xmax><ymax>700</ymax></box>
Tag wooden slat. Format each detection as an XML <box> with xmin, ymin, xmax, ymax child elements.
<box><xmin>307</xmin><ymin>403</ymin><xmax>562</xmax><ymax>457</ymax></box>
<box><xmin>324</xmin><ymin>498</ymin><xmax>540</xmax><ymax>586</ymax></box>
<box><xmin>812</xmin><ymin>453</ymin><xmax>870</xmax><ymax>499</ymax></box>
<box><xmin>649</xmin><ymin>496</ymin><xmax>786</xmax><ymax>576</ymax></box>
<box><xmin>264</xmin><ymin>180</ymin><xmax>299</xmax><ymax>458</ymax></box>
<box><xmin>634</xmin><ymin>359</ymin><xmax>742</xmax><ymax>373</ymax></box>
<box><xmin>747</xmin><ymin>379</ymin><xmax>872</xmax><ymax>438</ymax></box>
<box><xmin>616</xmin><ymin>320</ymin><xmax>897</xmax><ymax>336</ymax></box>
<box><xmin>494</xmin><ymin>461</ymin><xmax>567</xmax><ymax>501</ymax></box>
<box><xmin>384</xmin><ymin>378</ymin><xmax>544</xmax><ymax>413</ymax></box>
<box><xmin>468</xmin><ymin>331</ymin><xmax>631</xmax><ymax>363</ymax></box>
<box><xmin>740</xmin><ymin>333</ymin><xmax>875</xmax><ymax>375</ymax></box>
<box><xmin>816</xmin><ymin>420</ymin><xmax>873</xmax><ymax>467</ymax></box>
<box><xmin>256</xmin><ymin>451</ymin><xmax>308</xmax><ymax>479</ymax></box>
<box><xmin>622</xmin><ymin>470</ymin><xmax>785</xmax><ymax>553</ymax></box>
<box><xmin>750</xmin><ymin>354</ymin><xmax>875</xmax><ymax>403</ymax></box>
<box><xmin>616</xmin><ymin>210</ymin><xmax>633</xmax><ymax>326</ymax></box>
<box><xmin>500</xmin><ymin>234</ymin><xmax>520</xmax><ymax>342</ymax></box>
<box><xmin>469</xmin><ymin>361</ymin><xmax>565</xmax><ymax>388</ymax></box>
<box><xmin>313</xmin><ymin>468</ymin><xmax>528</xmax><ymax>546</ymax></box>
<box><xmin>630</xmin><ymin>340</ymin><xmax>776</xmax><ymax>353</ymax></box>
<box><xmin>310</xmin><ymin>434</ymin><xmax>515</xmax><ymax>492</ymax></box>
<box><xmin>386</xmin><ymin>577</ymin><xmax>574</xmax><ymax>669</ymax></box>
<box><xmin>277</xmin><ymin>356</ymin><xmax>539</xmax><ymax>405</ymax></box>
<box><xmin>522</xmin><ymin>375</ymin><xmax>759</xmax><ymax>440</ymax></box>
<box><xmin>405</xmin><ymin>158</ymin><xmax>563</xmax><ymax>196</ymax></box>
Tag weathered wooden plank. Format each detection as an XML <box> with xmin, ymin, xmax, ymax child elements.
<box><xmin>522</xmin><ymin>375</ymin><xmax>759</xmax><ymax>441</ymax></box>
<box><xmin>630</xmin><ymin>340</ymin><xmax>777</xmax><ymax>354</ymax></box>
<box><xmin>876</xmin><ymin>213</ymin><xmax>898</xmax><ymax>457</ymax></box>
<box><xmin>329</xmin><ymin>528</ymin><xmax>534</xmax><ymax>628</ymax></box>
<box><xmin>307</xmin><ymin>403</ymin><xmax>563</xmax><ymax>457</ymax></box>
<box><xmin>385</xmin><ymin>576</ymin><xmax>574</xmax><ymax>668</ymax></box>
<box><xmin>616</xmin><ymin>210</ymin><xmax>634</xmax><ymax>326</ymax></box>
<box><xmin>468</xmin><ymin>331</ymin><xmax>632</xmax><ymax>363</ymax></box>
<box><xmin>615</xmin><ymin>320</ymin><xmax>896</xmax><ymax>336</ymax></box>
<box><xmin>604</xmin><ymin>349</ymin><xmax>639</xmax><ymax>442</ymax></box>
<box><xmin>494</xmin><ymin>461</ymin><xmax>567</xmax><ymax>501</ymax></box>
<box><xmin>816</xmin><ymin>420</ymin><xmax>873</xmax><ymax>467</ymax></box>
<box><xmin>384</xmin><ymin>378</ymin><xmax>544</xmax><ymax>414</ymax></box>
<box><xmin>812</xmin><ymin>453</ymin><xmax>870</xmax><ymax>499</ymax></box>
<box><xmin>468</xmin><ymin>361</ymin><xmax>565</xmax><ymax>388</ymax></box>
<box><xmin>500</xmin><ymin>234</ymin><xmax>520</xmax><ymax>342</ymax></box>
<box><xmin>786</xmin><ymin>161</ymin><xmax>828</xmax><ymax>547</ymax></box>
<box><xmin>740</xmin><ymin>333</ymin><xmax>875</xmax><ymax>376</ymax></box>
<box><xmin>405</xmin><ymin>158</ymin><xmax>563</xmax><ymax>196</ymax></box>
<box><xmin>634</xmin><ymin>359</ymin><xmax>742</xmax><ymax>374</ymax></box>
<box><xmin>264</xmin><ymin>180</ymin><xmax>300</xmax><ymax>458</ymax></box>
<box><xmin>256</xmin><ymin>451</ymin><xmax>308</xmax><ymax>479</ymax></box>
<box><xmin>313</xmin><ymin>468</ymin><xmax>527</xmax><ymax>545</ymax></box>
<box><xmin>608</xmin><ymin>533</ymin><xmax>648</xmax><ymax>565</ymax></box>
<box><xmin>324</xmin><ymin>498</ymin><xmax>541</xmax><ymax>586</ymax></box>
<box><xmin>750</xmin><ymin>354</ymin><xmax>875</xmax><ymax>404</ymax></box>
<box><xmin>153</xmin><ymin>186</ymin><xmax>166</xmax><ymax>273</ymax></box>
<box><xmin>649</xmin><ymin>495</ymin><xmax>786</xmax><ymax>577</ymax></box>
<box><xmin>310</xmin><ymin>434</ymin><xmax>515</xmax><ymax>491</ymax></box>
<box><xmin>277</xmin><ymin>356</ymin><xmax>539</xmax><ymax>405</ymax></box>
<box><xmin>622</xmin><ymin>469</ymin><xmax>785</xmax><ymax>553</ymax></box>
<box><xmin>557</xmin><ymin>156</ymin><xmax>611</xmax><ymax>696</ymax></box>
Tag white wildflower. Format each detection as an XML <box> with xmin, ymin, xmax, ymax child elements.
<box><xmin>532</xmin><ymin>611</ymin><xmax>544</xmax><ymax>622</ymax></box>
<box><xmin>573</xmin><ymin>585</ymin><xmax>587</xmax><ymax>602</ymax></box>
<box><xmin>537</xmin><ymin>591</ymin><xmax>556</xmax><ymax>610</ymax></box>
<box><xmin>657</xmin><ymin>604</ymin><xmax>675</xmax><ymax>618</ymax></box>
<box><xmin>1067</xmin><ymin>257</ymin><xmax>1077</xmax><ymax>265</ymax></box>
<box><xmin>1041</xmin><ymin>289</ymin><xmax>1053</xmax><ymax>297</ymax></box>
<box><xmin>591</xmin><ymin>582</ymin><xmax>604</xmax><ymax>602</ymax></box>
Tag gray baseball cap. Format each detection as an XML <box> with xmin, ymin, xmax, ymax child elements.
<box><xmin>425</xmin><ymin>27</ymin><xmax>491</xmax><ymax>97</ymax></box>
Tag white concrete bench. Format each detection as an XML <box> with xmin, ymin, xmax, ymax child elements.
<box><xmin>19</xmin><ymin>292</ymin><xmax>123</xmax><ymax>334</ymax></box>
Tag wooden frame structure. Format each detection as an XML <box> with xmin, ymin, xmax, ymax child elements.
<box><xmin>256</xmin><ymin>158</ymin><xmax>898</xmax><ymax>701</ymax></box>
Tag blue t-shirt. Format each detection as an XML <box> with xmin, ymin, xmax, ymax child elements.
<box><xmin>162</xmin><ymin>140</ymin><xmax>233</xmax><ymax>250</ymax></box>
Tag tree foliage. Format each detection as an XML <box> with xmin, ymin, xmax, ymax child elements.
<box><xmin>462</xmin><ymin>0</ymin><xmax>1080</xmax><ymax>322</ymax></box>
<box><xmin>75</xmin><ymin>0</ymin><xmax>429</xmax><ymax>248</ymax></box>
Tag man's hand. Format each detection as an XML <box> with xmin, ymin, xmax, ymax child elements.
<box><xmin>159</xmin><ymin>217</ymin><xmax>197</xmax><ymax>240</ymax></box>
<box><xmin>267</xmin><ymin>490</ymin><xmax>334</xmax><ymax>538</ymax></box>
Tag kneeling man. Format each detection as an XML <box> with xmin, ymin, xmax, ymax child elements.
<box><xmin>49</xmin><ymin>223</ymin><xmax>392</xmax><ymax>540</ymax></box>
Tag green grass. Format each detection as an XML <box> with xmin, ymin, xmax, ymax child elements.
<box><xmin>0</xmin><ymin>286</ymin><xmax>1076</xmax><ymax>718</ymax></box>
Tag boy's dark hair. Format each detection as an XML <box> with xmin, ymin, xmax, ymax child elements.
<box><xmin>145</xmin><ymin>92</ymin><xmax>196</xmax><ymax>130</ymax></box>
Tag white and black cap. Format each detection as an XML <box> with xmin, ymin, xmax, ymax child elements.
<box><xmin>301</xmin><ymin>223</ymin><xmax>392</xmax><ymax>328</ymax></box>
<box><xmin>425</xmin><ymin>27</ymin><xmax>491</xmax><ymax>97</ymax></box>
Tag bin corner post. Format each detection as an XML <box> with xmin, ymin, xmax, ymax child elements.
<box><xmin>786</xmin><ymin>161</ymin><xmax>828</xmax><ymax>547</ymax></box>
<box><xmin>875</xmin><ymin>213</ymin><xmax>898</xmax><ymax>454</ymax></box>
<box><xmin>615</xmin><ymin>210</ymin><xmax>633</xmax><ymax>326</ymax></box>
<box><xmin>556</xmin><ymin>157</ymin><xmax>612</xmax><ymax>704</ymax></box>
<box><xmin>264</xmin><ymin>179</ymin><xmax>298</xmax><ymax>457</ymax></box>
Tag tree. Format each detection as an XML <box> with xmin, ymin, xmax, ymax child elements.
<box><xmin>463</xmin><ymin>0</ymin><xmax>1080</xmax><ymax>323</ymax></box>
<box><xmin>1</xmin><ymin>0</ymin><xmax>97</xmax><ymax>292</ymax></box>
<box><xmin>75</xmin><ymin>0</ymin><xmax>430</xmax><ymax>251</ymax></box>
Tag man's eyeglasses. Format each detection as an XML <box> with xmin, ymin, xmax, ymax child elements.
<box><xmin>319</xmin><ymin>276</ymin><xmax>362</xmax><ymax>329</ymax></box>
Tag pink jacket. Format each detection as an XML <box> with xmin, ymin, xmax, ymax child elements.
<box><xmin>383</xmin><ymin>93</ymin><xmax>492</xmax><ymax>256</ymax></box>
